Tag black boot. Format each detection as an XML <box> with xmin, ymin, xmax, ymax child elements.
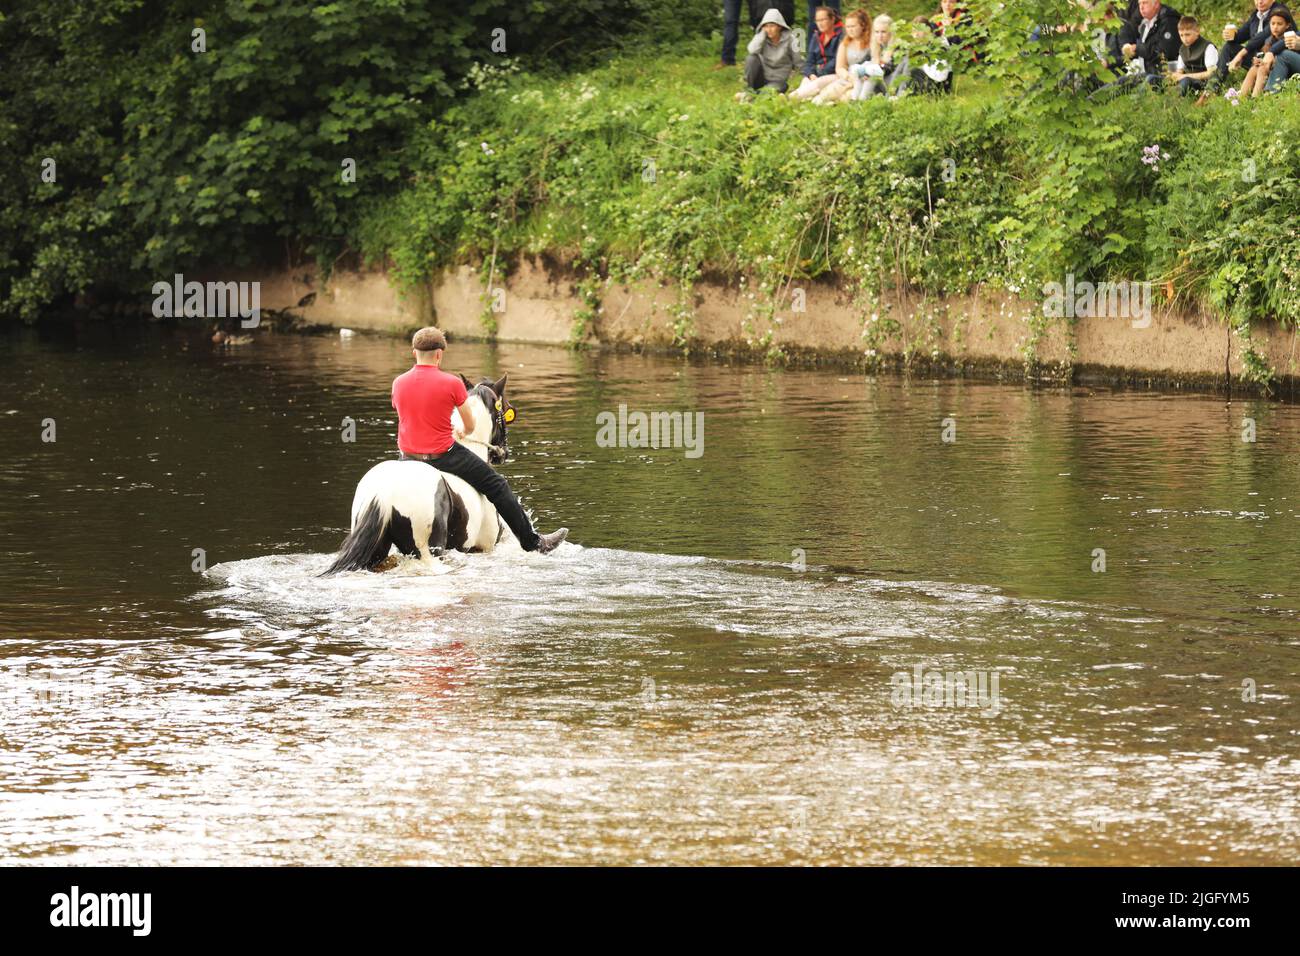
<box><xmin>536</xmin><ymin>528</ymin><xmax>569</xmax><ymax>554</ymax></box>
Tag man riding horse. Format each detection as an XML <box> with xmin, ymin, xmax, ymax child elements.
<box><xmin>391</xmin><ymin>326</ymin><xmax>568</xmax><ymax>555</ymax></box>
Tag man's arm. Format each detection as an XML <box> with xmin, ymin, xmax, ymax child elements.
<box><xmin>1243</xmin><ymin>30</ymin><xmax>1271</xmax><ymax>56</ymax></box>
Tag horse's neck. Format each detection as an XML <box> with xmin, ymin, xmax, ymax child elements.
<box><xmin>451</xmin><ymin>403</ymin><xmax>492</xmax><ymax>461</ymax></box>
<box><xmin>464</xmin><ymin>434</ymin><xmax>490</xmax><ymax>461</ymax></box>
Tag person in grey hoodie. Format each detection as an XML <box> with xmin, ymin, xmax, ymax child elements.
<box><xmin>739</xmin><ymin>8</ymin><xmax>806</xmax><ymax>97</ymax></box>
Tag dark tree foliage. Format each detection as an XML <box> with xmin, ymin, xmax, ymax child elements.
<box><xmin>0</xmin><ymin>0</ymin><xmax>714</xmax><ymax>319</ymax></box>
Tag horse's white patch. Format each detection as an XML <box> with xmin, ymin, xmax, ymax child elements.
<box><xmin>351</xmin><ymin>460</ymin><xmax>430</xmax><ymax>530</ymax></box>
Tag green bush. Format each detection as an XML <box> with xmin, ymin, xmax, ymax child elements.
<box><xmin>0</xmin><ymin>0</ymin><xmax>717</xmax><ymax>321</ymax></box>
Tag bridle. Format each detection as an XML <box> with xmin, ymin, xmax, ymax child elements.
<box><xmin>461</xmin><ymin>384</ymin><xmax>513</xmax><ymax>462</ymax></box>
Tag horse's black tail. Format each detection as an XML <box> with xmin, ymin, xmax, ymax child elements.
<box><xmin>320</xmin><ymin>498</ymin><xmax>391</xmax><ymax>576</ymax></box>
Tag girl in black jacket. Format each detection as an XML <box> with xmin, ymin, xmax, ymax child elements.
<box><xmin>1228</xmin><ymin>4</ymin><xmax>1296</xmax><ymax>95</ymax></box>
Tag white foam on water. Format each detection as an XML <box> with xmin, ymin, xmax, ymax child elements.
<box><xmin>194</xmin><ymin>542</ymin><xmax>1118</xmax><ymax>659</ymax></box>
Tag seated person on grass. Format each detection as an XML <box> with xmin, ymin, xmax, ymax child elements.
<box><xmin>1074</xmin><ymin>3</ymin><xmax>1129</xmax><ymax>91</ymax></box>
<box><xmin>1100</xmin><ymin>2</ymin><xmax>1129</xmax><ymax>73</ymax></box>
<box><xmin>1264</xmin><ymin>25</ymin><xmax>1300</xmax><ymax>90</ymax></box>
<box><xmin>810</xmin><ymin>8</ymin><xmax>874</xmax><ymax>104</ymax></box>
<box><xmin>1219</xmin><ymin>0</ymin><xmax>1281</xmax><ymax>82</ymax></box>
<box><xmin>933</xmin><ymin>0</ymin><xmax>982</xmax><ymax>71</ymax></box>
<box><xmin>722</xmin><ymin>3</ymin><xmax>799</xmax><ymax>68</ymax></box>
<box><xmin>1092</xmin><ymin>0</ymin><xmax>1181</xmax><ymax>96</ymax></box>
<box><xmin>739</xmin><ymin>8</ymin><xmax>806</xmax><ymax>100</ymax></box>
<box><xmin>791</xmin><ymin>6</ymin><xmax>845</xmax><ymax>100</ymax></box>
<box><xmin>895</xmin><ymin>16</ymin><xmax>953</xmax><ymax>96</ymax></box>
<box><xmin>851</xmin><ymin>14</ymin><xmax>907</xmax><ymax>98</ymax></box>
<box><xmin>1229</xmin><ymin>5</ymin><xmax>1298</xmax><ymax>96</ymax></box>
<box><xmin>1168</xmin><ymin>16</ymin><xmax>1218</xmax><ymax>96</ymax></box>
<box><xmin>1120</xmin><ymin>0</ymin><xmax>1183</xmax><ymax>86</ymax></box>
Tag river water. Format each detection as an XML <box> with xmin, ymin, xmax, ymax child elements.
<box><xmin>1</xmin><ymin>320</ymin><xmax>1297</xmax><ymax>865</ymax></box>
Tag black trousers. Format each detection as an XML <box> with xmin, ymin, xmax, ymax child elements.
<box><xmin>1219</xmin><ymin>41</ymin><xmax>1244</xmax><ymax>81</ymax></box>
<box><xmin>404</xmin><ymin>443</ymin><xmax>540</xmax><ymax>551</ymax></box>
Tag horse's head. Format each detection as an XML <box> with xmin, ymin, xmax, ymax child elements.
<box><xmin>458</xmin><ymin>372</ymin><xmax>515</xmax><ymax>465</ymax></box>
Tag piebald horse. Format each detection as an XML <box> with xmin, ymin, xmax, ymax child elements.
<box><xmin>321</xmin><ymin>374</ymin><xmax>516</xmax><ymax>575</ymax></box>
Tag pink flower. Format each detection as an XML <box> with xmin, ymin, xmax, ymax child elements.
<box><xmin>1141</xmin><ymin>144</ymin><xmax>1169</xmax><ymax>170</ymax></box>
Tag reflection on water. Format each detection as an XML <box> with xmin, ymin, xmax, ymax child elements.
<box><xmin>0</xmin><ymin>320</ymin><xmax>1297</xmax><ymax>864</ymax></box>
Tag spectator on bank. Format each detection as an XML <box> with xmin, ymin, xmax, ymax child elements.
<box><xmin>1264</xmin><ymin>25</ymin><xmax>1300</xmax><ymax>89</ymax></box>
<box><xmin>1035</xmin><ymin>0</ymin><xmax>1109</xmax><ymax>44</ymax></box>
<box><xmin>1060</xmin><ymin>2</ymin><xmax>1126</xmax><ymax>91</ymax></box>
<box><xmin>738</xmin><ymin>8</ymin><xmax>806</xmax><ymax>100</ymax></box>
<box><xmin>1092</xmin><ymin>0</ymin><xmax>1181</xmax><ymax>96</ymax></box>
<box><xmin>896</xmin><ymin>16</ymin><xmax>953</xmax><ymax>96</ymax></box>
<box><xmin>933</xmin><ymin>0</ymin><xmax>981</xmax><ymax>72</ymax></box>
<box><xmin>810</xmin><ymin>7</ymin><xmax>873</xmax><ymax>103</ymax></box>
<box><xmin>1230</xmin><ymin>5</ymin><xmax>1297</xmax><ymax>95</ymax></box>
<box><xmin>721</xmin><ymin>2</ymin><xmax>799</xmax><ymax>67</ymax></box>
<box><xmin>1218</xmin><ymin>0</ymin><xmax>1280</xmax><ymax>82</ymax></box>
<box><xmin>1098</xmin><ymin>2</ymin><xmax>1129</xmax><ymax>75</ymax></box>
<box><xmin>791</xmin><ymin>6</ymin><xmax>845</xmax><ymax>99</ymax></box>
<box><xmin>1120</xmin><ymin>0</ymin><xmax>1183</xmax><ymax>81</ymax></box>
<box><xmin>720</xmin><ymin>1</ymin><xmax>753</xmax><ymax>68</ymax></box>
<box><xmin>1168</xmin><ymin>16</ymin><xmax>1218</xmax><ymax>96</ymax></box>
<box><xmin>851</xmin><ymin>14</ymin><xmax>907</xmax><ymax>98</ymax></box>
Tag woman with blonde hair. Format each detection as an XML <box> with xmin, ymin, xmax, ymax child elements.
<box><xmin>810</xmin><ymin>8</ymin><xmax>873</xmax><ymax>103</ymax></box>
<box><xmin>850</xmin><ymin>14</ymin><xmax>903</xmax><ymax>98</ymax></box>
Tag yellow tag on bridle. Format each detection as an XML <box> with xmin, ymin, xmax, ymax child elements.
<box><xmin>503</xmin><ymin>407</ymin><xmax>515</xmax><ymax>423</ymax></box>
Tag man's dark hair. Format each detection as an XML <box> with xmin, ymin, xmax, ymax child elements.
<box><xmin>412</xmin><ymin>326</ymin><xmax>447</xmax><ymax>352</ymax></box>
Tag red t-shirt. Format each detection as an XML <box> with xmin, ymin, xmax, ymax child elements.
<box><xmin>391</xmin><ymin>365</ymin><xmax>469</xmax><ymax>454</ymax></box>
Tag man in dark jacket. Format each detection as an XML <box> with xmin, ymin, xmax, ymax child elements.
<box><xmin>1119</xmin><ymin>0</ymin><xmax>1183</xmax><ymax>80</ymax></box>
<box><xmin>1218</xmin><ymin>0</ymin><xmax>1280</xmax><ymax>80</ymax></box>
<box><xmin>1090</xmin><ymin>0</ymin><xmax>1181</xmax><ymax>97</ymax></box>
